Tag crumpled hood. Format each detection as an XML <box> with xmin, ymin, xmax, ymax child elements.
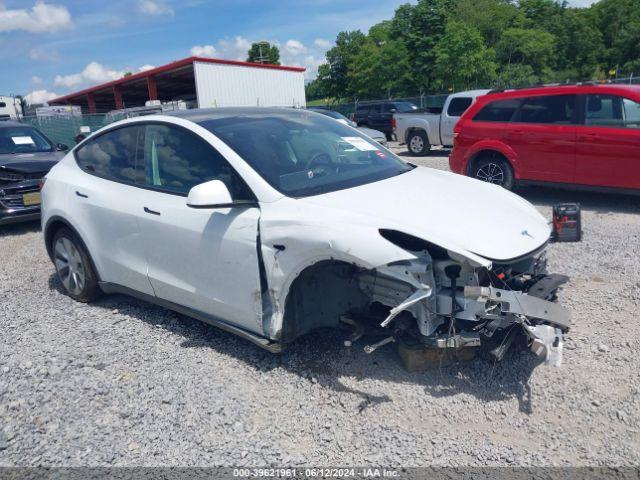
<box><xmin>0</xmin><ymin>151</ymin><xmax>64</xmax><ymax>174</ymax></box>
<box><xmin>299</xmin><ymin>166</ymin><xmax>551</xmax><ymax>263</ymax></box>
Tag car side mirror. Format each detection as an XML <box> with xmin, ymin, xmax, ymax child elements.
<box><xmin>187</xmin><ymin>180</ymin><xmax>233</xmax><ymax>208</ymax></box>
<box><xmin>57</xmin><ymin>143</ymin><xmax>69</xmax><ymax>151</ymax></box>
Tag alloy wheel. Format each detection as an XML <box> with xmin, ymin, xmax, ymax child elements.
<box><xmin>54</xmin><ymin>237</ymin><xmax>86</xmax><ymax>295</ymax></box>
<box><xmin>476</xmin><ymin>163</ymin><xmax>505</xmax><ymax>185</ymax></box>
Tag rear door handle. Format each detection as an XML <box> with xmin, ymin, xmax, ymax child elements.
<box><xmin>143</xmin><ymin>207</ymin><xmax>161</xmax><ymax>216</ymax></box>
<box><xmin>75</xmin><ymin>191</ymin><xmax>88</xmax><ymax>198</ymax></box>
<box><xmin>511</xmin><ymin>129</ymin><xmax>524</xmax><ymax>135</ymax></box>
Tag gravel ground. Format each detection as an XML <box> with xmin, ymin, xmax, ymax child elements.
<box><xmin>1</xmin><ymin>144</ymin><xmax>640</xmax><ymax>467</ymax></box>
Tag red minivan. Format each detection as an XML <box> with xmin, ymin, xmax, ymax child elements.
<box><xmin>449</xmin><ymin>84</ymin><xmax>640</xmax><ymax>192</ymax></box>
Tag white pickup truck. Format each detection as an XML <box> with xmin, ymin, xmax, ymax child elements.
<box><xmin>393</xmin><ymin>89</ymin><xmax>489</xmax><ymax>156</ymax></box>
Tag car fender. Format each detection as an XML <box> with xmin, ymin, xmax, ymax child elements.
<box><xmin>258</xmin><ymin>212</ymin><xmax>420</xmax><ymax>340</ymax></box>
<box><xmin>464</xmin><ymin>140</ymin><xmax>520</xmax><ymax>179</ymax></box>
<box><xmin>403</xmin><ymin>119</ymin><xmax>436</xmax><ymax>145</ymax></box>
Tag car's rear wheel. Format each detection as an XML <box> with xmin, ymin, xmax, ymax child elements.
<box><xmin>52</xmin><ymin>227</ymin><xmax>101</xmax><ymax>302</ymax></box>
<box><xmin>407</xmin><ymin>131</ymin><xmax>430</xmax><ymax>156</ymax></box>
<box><xmin>470</xmin><ymin>154</ymin><xmax>515</xmax><ymax>190</ymax></box>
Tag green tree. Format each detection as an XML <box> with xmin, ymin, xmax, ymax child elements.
<box><xmin>403</xmin><ymin>0</ymin><xmax>456</xmax><ymax>90</ymax></box>
<box><xmin>592</xmin><ymin>0</ymin><xmax>640</xmax><ymax>74</ymax></box>
<box><xmin>518</xmin><ymin>0</ymin><xmax>567</xmax><ymax>28</ymax></box>
<box><xmin>454</xmin><ymin>0</ymin><xmax>524</xmax><ymax>47</ymax></box>
<box><xmin>247</xmin><ymin>41</ymin><xmax>280</xmax><ymax>65</ymax></box>
<box><xmin>319</xmin><ymin>30</ymin><xmax>367</xmax><ymax>98</ymax></box>
<box><xmin>389</xmin><ymin>3</ymin><xmax>415</xmax><ymax>40</ymax></box>
<box><xmin>348</xmin><ymin>39</ymin><xmax>414</xmax><ymax>98</ymax></box>
<box><xmin>433</xmin><ymin>20</ymin><xmax>497</xmax><ymax>91</ymax></box>
<box><xmin>547</xmin><ymin>8</ymin><xmax>604</xmax><ymax>80</ymax></box>
<box><xmin>495</xmin><ymin>28</ymin><xmax>556</xmax><ymax>78</ymax></box>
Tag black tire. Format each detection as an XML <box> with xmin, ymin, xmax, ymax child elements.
<box><xmin>469</xmin><ymin>153</ymin><xmax>515</xmax><ymax>190</ymax></box>
<box><xmin>51</xmin><ymin>227</ymin><xmax>101</xmax><ymax>302</ymax></box>
<box><xmin>406</xmin><ymin>130</ymin><xmax>430</xmax><ymax>156</ymax></box>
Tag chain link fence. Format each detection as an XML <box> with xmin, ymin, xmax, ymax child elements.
<box><xmin>21</xmin><ymin>114</ymin><xmax>107</xmax><ymax>149</ymax></box>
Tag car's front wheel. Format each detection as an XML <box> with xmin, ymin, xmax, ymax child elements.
<box><xmin>470</xmin><ymin>155</ymin><xmax>515</xmax><ymax>190</ymax></box>
<box><xmin>407</xmin><ymin>131</ymin><xmax>430</xmax><ymax>156</ymax></box>
<box><xmin>52</xmin><ymin>227</ymin><xmax>101</xmax><ymax>302</ymax></box>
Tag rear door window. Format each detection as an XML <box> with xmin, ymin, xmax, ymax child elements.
<box><xmin>584</xmin><ymin>95</ymin><xmax>624</xmax><ymax>127</ymax></box>
<box><xmin>75</xmin><ymin>125</ymin><xmax>143</xmax><ymax>183</ymax></box>
<box><xmin>623</xmin><ymin>98</ymin><xmax>640</xmax><ymax>129</ymax></box>
<box><xmin>515</xmin><ymin>95</ymin><xmax>576</xmax><ymax>124</ymax></box>
<box><xmin>473</xmin><ymin>99</ymin><xmax>522</xmax><ymax>122</ymax></box>
<box><xmin>447</xmin><ymin>97</ymin><xmax>473</xmax><ymax>117</ymax></box>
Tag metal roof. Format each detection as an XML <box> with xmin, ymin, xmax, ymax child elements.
<box><xmin>49</xmin><ymin>56</ymin><xmax>306</xmax><ymax>104</ymax></box>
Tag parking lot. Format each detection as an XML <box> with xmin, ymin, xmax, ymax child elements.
<box><xmin>1</xmin><ymin>144</ymin><xmax>640</xmax><ymax>467</ymax></box>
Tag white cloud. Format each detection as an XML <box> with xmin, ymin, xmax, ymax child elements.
<box><xmin>190</xmin><ymin>44</ymin><xmax>217</xmax><ymax>58</ymax></box>
<box><xmin>0</xmin><ymin>2</ymin><xmax>72</xmax><ymax>33</ymax></box>
<box><xmin>138</xmin><ymin>0</ymin><xmax>174</xmax><ymax>16</ymax></box>
<box><xmin>314</xmin><ymin>38</ymin><xmax>332</xmax><ymax>50</ymax></box>
<box><xmin>284</xmin><ymin>39</ymin><xmax>306</xmax><ymax>56</ymax></box>
<box><xmin>189</xmin><ymin>35</ymin><xmax>329</xmax><ymax>80</ymax></box>
<box><xmin>31</xmin><ymin>75</ymin><xmax>43</xmax><ymax>84</ymax></box>
<box><xmin>216</xmin><ymin>36</ymin><xmax>252</xmax><ymax>61</ymax></box>
<box><xmin>54</xmin><ymin>61</ymin><xmax>125</xmax><ymax>89</ymax></box>
<box><xmin>24</xmin><ymin>89</ymin><xmax>58</xmax><ymax>105</ymax></box>
<box><xmin>138</xmin><ymin>64</ymin><xmax>156</xmax><ymax>72</ymax></box>
<box><xmin>190</xmin><ymin>36</ymin><xmax>252</xmax><ymax>61</ymax></box>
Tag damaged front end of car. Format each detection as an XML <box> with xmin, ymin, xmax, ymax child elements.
<box><xmin>345</xmin><ymin>229</ymin><xmax>570</xmax><ymax>369</ymax></box>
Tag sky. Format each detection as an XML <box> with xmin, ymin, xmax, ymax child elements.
<box><xmin>0</xmin><ymin>0</ymin><xmax>598</xmax><ymax>105</ymax></box>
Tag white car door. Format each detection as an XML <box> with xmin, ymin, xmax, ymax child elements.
<box><xmin>72</xmin><ymin>124</ymin><xmax>154</xmax><ymax>295</ymax></box>
<box><xmin>440</xmin><ymin>96</ymin><xmax>474</xmax><ymax>146</ymax></box>
<box><xmin>135</xmin><ymin>123</ymin><xmax>264</xmax><ymax>333</ymax></box>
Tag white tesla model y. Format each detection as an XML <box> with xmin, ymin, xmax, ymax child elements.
<box><xmin>41</xmin><ymin>108</ymin><xmax>570</xmax><ymax>364</ymax></box>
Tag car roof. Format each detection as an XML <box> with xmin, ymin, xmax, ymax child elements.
<box><xmin>482</xmin><ymin>83</ymin><xmax>640</xmax><ymax>100</ymax></box>
<box><xmin>449</xmin><ymin>89</ymin><xmax>491</xmax><ymax>98</ymax></box>
<box><xmin>165</xmin><ymin>107</ymin><xmax>306</xmax><ymax>123</ymax></box>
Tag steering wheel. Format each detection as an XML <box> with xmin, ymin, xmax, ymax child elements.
<box><xmin>306</xmin><ymin>151</ymin><xmax>332</xmax><ymax>169</ymax></box>
<box><xmin>305</xmin><ymin>151</ymin><xmax>336</xmax><ymax>178</ymax></box>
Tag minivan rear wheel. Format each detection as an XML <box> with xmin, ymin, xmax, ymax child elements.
<box><xmin>470</xmin><ymin>154</ymin><xmax>515</xmax><ymax>190</ymax></box>
<box><xmin>52</xmin><ymin>227</ymin><xmax>101</xmax><ymax>302</ymax></box>
<box><xmin>407</xmin><ymin>130</ymin><xmax>430</xmax><ymax>156</ymax></box>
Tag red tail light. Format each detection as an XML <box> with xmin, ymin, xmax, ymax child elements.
<box><xmin>391</xmin><ymin>117</ymin><xmax>397</xmax><ymax>131</ymax></box>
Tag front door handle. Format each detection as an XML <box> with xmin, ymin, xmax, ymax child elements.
<box><xmin>75</xmin><ymin>191</ymin><xmax>88</xmax><ymax>198</ymax></box>
<box><xmin>143</xmin><ymin>207</ymin><xmax>161</xmax><ymax>216</ymax></box>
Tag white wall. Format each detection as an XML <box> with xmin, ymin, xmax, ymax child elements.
<box><xmin>194</xmin><ymin>62</ymin><xmax>306</xmax><ymax>109</ymax></box>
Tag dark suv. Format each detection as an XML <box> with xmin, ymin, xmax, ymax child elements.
<box><xmin>354</xmin><ymin>101</ymin><xmax>417</xmax><ymax>139</ymax></box>
<box><xmin>0</xmin><ymin>121</ymin><xmax>67</xmax><ymax>225</ymax></box>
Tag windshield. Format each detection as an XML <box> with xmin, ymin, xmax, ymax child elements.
<box><xmin>198</xmin><ymin>110</ymin><xmax>412</xmax><ymax>198</ymax></box>
<box><xmin>395</xmin><ymin>102</ymin><xmax>418</xmax><ymax>113</ymax></box>
<box><xmin>0</xmin><ymin>126</ymin><xmax>54</xmax><ymax>154</ymax></box>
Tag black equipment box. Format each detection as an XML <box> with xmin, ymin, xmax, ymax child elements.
<box><xmin>552</xmin><ymin>203</ymin><xmax>581</xmax><ymax>242</ymax></box>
